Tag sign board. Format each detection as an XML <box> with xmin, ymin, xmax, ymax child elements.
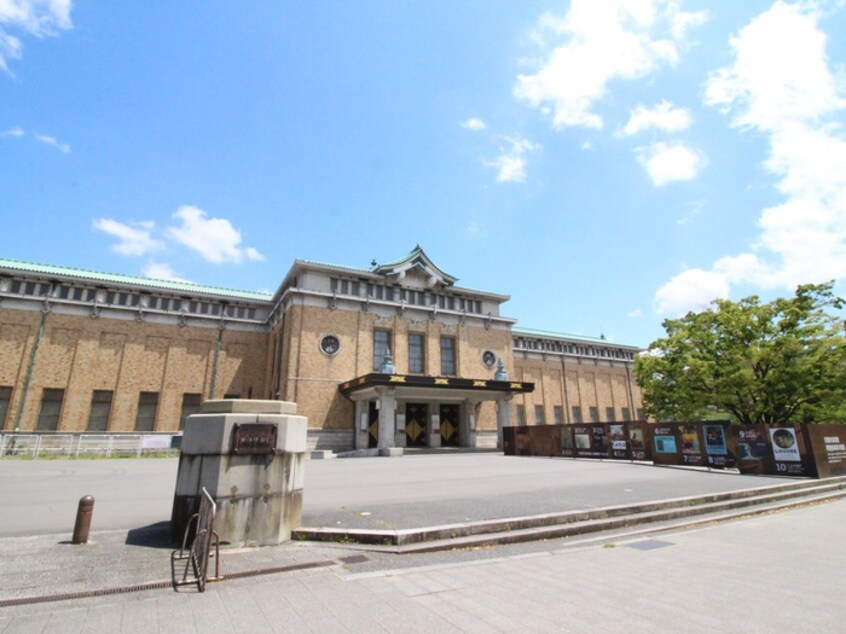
<box><xmin>702</xmin><ymin>423</ymin><xmax>735</xmax><ymax>468</ymax></box>
<box><xmin>608</xmin><ymin>424</ymin><xmax>629</xmax><ymax>459</ymax></box>
<box><xmin>231</xmin><ymin>423</ymin><xmax>278</xmax><ymax>455</ymax></box>
<box><xmin>651</xmin><ymin>424</ymin><xmax>680</xmax><ymax>465</ymax></box>
<box><xmin>560</xmin><ymin>425</ymin><xmax>575</xmax><ymax>457</ymax></box>
<box><xmin>802</xmin><ymin>424</ymin><xmax>846</xmax><ymax>478</ymax></box>
<box><xmin>679</xmin><ymin>423</ymin><xmax>705</xmax><ymax>466</ymax></box>
<box><xmin>628</xmin><ymin>423</ymin><xmax>649</xmax><ymax>461</ymax></box>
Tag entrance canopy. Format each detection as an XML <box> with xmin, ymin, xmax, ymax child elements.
<box><xmin>339</xmin><ymin>373</ymin><xmax>534</xmax><ymax>402</ymax></box>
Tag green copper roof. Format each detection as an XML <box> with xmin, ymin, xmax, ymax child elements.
<box><xmin>0</xmin><ymin>258</ymin><xmax>273</xmax><ymax>302</ymax></box>
<box><xmin>512</xmin><ymin>326</ymin><xmax>641</xmax><ymax>349</ymax></box>
<box><xmin>371</xmin><ymin>245</ymin><xmax>458</xmax><ymax>284</ymax></box>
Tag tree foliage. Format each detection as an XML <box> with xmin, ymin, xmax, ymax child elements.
<box><xmin>635</xmin><ymin>282</ymin><xmax>846</xmax><ymax>425</ymax></box>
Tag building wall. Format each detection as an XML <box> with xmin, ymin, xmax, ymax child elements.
<box><xmin>0</xmin><ymin>306</ymin><xmax>267</xmax><ymax>432</ymax></box>
<box><xmin>275</xmin><ymin>302</ymin><xmax>513</xmax><ymax>433</ymax></box>
<box><xmin>512</xmin><ymin>355</ymin><xmax>643</xmax><ymax>425</ymax></box>
<box><xmin>0</xmin><ymin>257</ymin><xmax>643</xmax><ymax>438</ymax></box>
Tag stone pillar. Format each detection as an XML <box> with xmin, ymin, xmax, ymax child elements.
<box><xmin>171</xmin><ymin>399</ymin><xmax>307</xmax><ymax>547</ymax></box>
<box><xmin>354</xmin><ymin>400</ymin><xmax>368</xmax><ymax>449</ymax></box>
<box><xmin>376</xmin><ymin>388</ymin><xmax>396</xmax><ymax>449</ymax></box>
<box><xmin>463</xmin><ymin>399</ymin><xmax>479</xmax><ymax>448</ymax></box>
<box><xmin>429</xmin><ymin>410</ymin><xmax>441</xmax><ymax>448</ymax></box>
<box><xmin>496</xmin><ymin>395</ymin><xmax>513</xmax><ymax>450</ymax></box>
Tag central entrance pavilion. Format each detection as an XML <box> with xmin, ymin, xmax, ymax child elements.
<box><xmin>340</xmin><ymin>372</ymin><xmax>534</xmax><ymax>450</ymax></box>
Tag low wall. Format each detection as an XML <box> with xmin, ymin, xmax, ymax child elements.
<box><xmin>503</xmin><ymin>421</ymin><xmax>846</xmax><ymax>479</ymax></box>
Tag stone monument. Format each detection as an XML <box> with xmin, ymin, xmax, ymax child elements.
<box><xmin>171</xmin><ymin>399</ymin><xmax>307</xmax><ymax>547</ymax></box>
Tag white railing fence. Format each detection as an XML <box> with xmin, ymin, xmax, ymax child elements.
<box><xmin>0</xmin><ymin>432</ymin><xmax>182</xmax><ymax>458</ymax></box>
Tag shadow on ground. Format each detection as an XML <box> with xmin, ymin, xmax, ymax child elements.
<box><xmin>125</xmin><ymin>521</ymin><xmax>173</xmax><ymax>549</ymax></box>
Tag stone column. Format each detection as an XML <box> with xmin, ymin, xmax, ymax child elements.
<box><xmin>354</xmin><ymin>400</ymin><xmax>368</xmax><ymax>449</ymax></box>
<box><xmin>171</xmin><ymin>399</ymin><xmax>307</xmax><ymax>547</ymax></box>
<box><xmin>376</xmin><ymin>388</ymin><xmax>396</xmax><ymax>449</ymax></box>
<box><xmin>429</xmin><ymin>410</ymin><xmax>441</xmax><ymax>447</ymax></box>
<box><xmin>462</xmin><ymin>399</ymin><xmax>479</xmax><ymax>448</ymax></box>
<box><xmin>496</xmin><ymin>395</ymin><xmax>513</xmax><ymax>450</ymax></box>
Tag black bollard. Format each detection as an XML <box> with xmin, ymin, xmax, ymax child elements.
<box><xmin>72</xmin><ymin>495</ymin><xmax>95</xmax><ymax>544</ymax></box>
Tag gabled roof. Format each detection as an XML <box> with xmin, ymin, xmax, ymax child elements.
<box><xmin>371</xmin><ymin>245</ymin><xmax>457</xmax><ymax>286</ymax></box>
<box><xmin>0</xmin><ymin>258</ymin><xmax>273</xmax><ymax>302</ymax></box>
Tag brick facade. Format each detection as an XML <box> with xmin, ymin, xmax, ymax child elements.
<box><xmin>0</xmin><ymin>248</ymin><xmax>642</xmax><ymax>447</ymax></box>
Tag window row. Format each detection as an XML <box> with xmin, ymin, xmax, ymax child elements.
<box><xmin>513</xmin><ymin>337</ymin><xmax>636</xmax><ymax>360</ymax></box>
<box><xmin>516</xmin><ymin>404</ymin><xmax>645</xmax><ymax>425</ymax></box>
<box><xmin>373</xmin><ymin>329</ymin><xmax>456</xmax><ymax>376</ymax></box>
<box><xmin>0</xmin><ymin>388</ymin><xmax>212</xmax><ymax>432</ymax></box>
<box><xmin>330</xmin><ymin>278</ymin><xmax>485</xmax><ymax>314</ymax></box>
<box><xmin>0</xmin><ymin>279</ymin><xmax>257</xmax><ymax>320</ymax></box>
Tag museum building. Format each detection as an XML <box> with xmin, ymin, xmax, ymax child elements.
<box><xmin>0</xmin><ymin>247</ymin><xmax>643</xmax><ymax>450</ymax></box>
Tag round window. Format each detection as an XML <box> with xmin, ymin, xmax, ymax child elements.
<box><xmin>320</xmin><ymin>334</ymin><xmax>341</xmax><ymax>356</ymax></box>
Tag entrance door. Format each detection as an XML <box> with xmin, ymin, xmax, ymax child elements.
<box><xmin>405</xmin><ymin>403</ymin><xmax>428</xmax><ymax>447</ymax></box>
<box><xmin>367</xmin><ymin>402</ymin><xmax>379</xmax><ymax>449</ymax></box>
<box><xmin>439</xmin><ymin>404</ymin><xmax>460</xmax><ymax>447</ymax></box>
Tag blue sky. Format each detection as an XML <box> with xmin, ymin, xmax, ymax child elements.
<box><xmin>2</xmin><ymin>1</ymin><xmax>845</xmax><ymax>348</ymax></box>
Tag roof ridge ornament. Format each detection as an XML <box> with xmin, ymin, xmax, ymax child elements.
<box><xmin>371</xmin><ymin>245</ymin><xmax>458</xmax><ymax>287</ymax></box>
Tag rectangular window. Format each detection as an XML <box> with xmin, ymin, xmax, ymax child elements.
<box><xmin>637</xmin><ymin>408</ymin><xmax>645</xmax><ymax>421</ymax></box>
<box><xmin>408</xmin><ymin>333</ymin><xmax>425</xmax><ymax>374</ymax></box>
<box><xmin>440</xmin><ymin>336</ymin><xmax>456</xmax><ymax>376</ymax></box>
<box><xmin>554</xmin><ymin>405</ymin><xmax>564</xmax><ymax>425</ymax></box>
<box><xmin>373</xmin><ymin>329</ymin><xmax>391</xmax><ymax>371</ymax></box>
<box><xmin>516</xmin><ymin>404</ymin><xmax>525</xmax><ymax>425</ymax></box>
<box><xmin>572</xmin><ymin>406</ymin><xmax>583</xmax><ymax>423</ymax></box>
<box><xmin>0</xmin><ymin>386</ymin><xmax>12</xmax><ymax>429</ymax></box>
<box><xmin>135</xmin><ymin>392</ymin><xmax>159</xmax><ymax>432</ymax></box>
<box><xmin>622</xmin><ymin>407</ymin><xmax>631</xmax><ymax>422</ymax></box>
<box><xmin>36</xmin><ymin>388</ymin><xmax>64</xmax><ymax>431</ymax></box>
<box><xmin>179</xmin><ymin>393</ymin><xmax>202</xmax><ymax>430</ymax></box>
<box><xmin>606</xmin><ymin>407</ymin><xmax>616</xmax><ymax>422</ymax></box>
<box><xmin>589</xmin><ymin>406</ymin><xmax>599</xmax><ymax>423</ymax></box>
<box><xmin>86</xmin><ymin>390</ymin><xmax>113</xmax><ymax>432</ymax></box>
<box><xmin>534</xmin><ymin>405</ymin><xmax>545</xmax><ymax>425</ymax></box>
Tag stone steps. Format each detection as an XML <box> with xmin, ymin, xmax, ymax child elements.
<box><xmin>292</xmin><ymin>475</ymin><xmax>846</xmax><ymax>553</ymax></box>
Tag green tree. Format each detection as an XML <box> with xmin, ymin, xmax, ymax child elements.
<box><xmin>636</xmin><ymin>282</ymin><xmax>846</xmax><ymax>425</ymax></box>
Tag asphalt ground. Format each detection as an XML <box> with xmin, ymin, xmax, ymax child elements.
<box><xmin>0</xmin><ymin>454</ymin><xmax>791</xmax><ymax>537</ymax></box>
<box><xmin>0</xmin><ymin>454</ymin><xmax>843</xmax><ymax>632</ymax></box>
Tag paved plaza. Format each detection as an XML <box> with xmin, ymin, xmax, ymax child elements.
<box><xmin>0</xmin><ymin>454</ymin><xmax>844</xmax><ymax>632</ymax></box>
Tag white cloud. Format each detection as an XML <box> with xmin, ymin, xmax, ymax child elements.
<box><xmin>671</xmin><ymin>8</ymin><xmax>709</xmax><ymax>41</ymax></box>
<box><xmin>142</xmin><ymin>262</ymin><xmax>191</xmax><ymax>283</ymax></box>
<box><xmin>620</xmin><ymin>100</ymin><xmax>692</xmax><ymax>136</ymax></box>
<box><xmin>627</xmin><ymin>308</ymin><xmax>642</xmax><ymax>318</ymax></box>
<box><xmin>654</xmin><ymin>1</ymin><xmax>846</xmax><ymax>315</ymax></box>
<box><xmin>677</xmin><ymin>199</ymin><xmax>705</xmax><ymax>226</ymax></box>
<box><xmin>0</xmin><ymin>0</ymin><xmax>72</xmax><ymax>74</ymax></box>
<box><xmin>1</xmin><ymin>126</ymin><xmax>23</xmax><ymax>137</ymax></box>
<box><xmin>705</xmin><ymin>2</ymin><xmax>844</xmax><ymax>131</ymax></box>
<box><xmin>166</xmin><ymin>205</ymin><xmax>264</xmax><ymax>264</ymax></box>
<box><xmin>461</xmin><ymin>117</ymin><xmax>486</xmax><ymax>131</ymax></box>
<box><xmin>92</xmin><ymin>218</ymin><xmax>164</xmax><ymax>257</ymax></box>
<box><xmin>635</xmin><ymin>141</ymin><xmax>706</xmax><ymax>186</ymax></box>
<box><xmin>34</xmin><ymin>132</ymin><xmax>69</xmax><ymax>153</ymax></box>
<box><xmin>485</xmin><ymin>136</ymin><xmax>540</xmax><ymax>183</ymax></box>
<box><xmin>514</xmin><ymin>1</ymin><xmax>704</xmax><ymax>130</ymax></box>
<box><xmin>653</xmin><ymin>268</ymin><xmax>729</xmax><ymax>316</ymax></box>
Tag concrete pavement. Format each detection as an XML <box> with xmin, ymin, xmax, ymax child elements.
<box><xmin>1</xmin><ymin>499</ymin><xmax>844</xmax><ymax>632</ymax></box>
<box><xmin>0</xmin><ymin>453</ymin><xmax>844</xmax><ymax>631</ymax></box>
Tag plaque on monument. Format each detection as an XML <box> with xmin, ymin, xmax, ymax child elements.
<box><xmin>231</xmin><ymin>423</ymin><xmax>278</xmax><ymax>454</ymax></box>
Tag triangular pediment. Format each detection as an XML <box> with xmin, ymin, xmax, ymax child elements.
<box><xmin>372</xmin><ymin>245</ymin><xmax>457</xmax><ymax>287</ymax></box>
